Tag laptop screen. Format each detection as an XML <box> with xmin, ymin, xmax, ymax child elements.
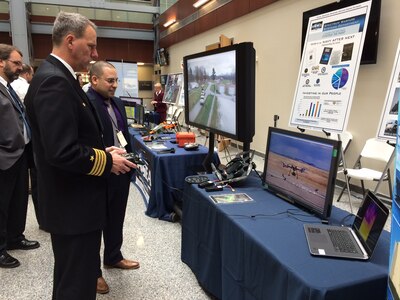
<box><xmin>262</xmin><ymin>127</ymin><xmax>341</xmax><ymax>220</ymax></box>
<box><xmin>353</xmin><ymin>191</ymin><xmax>389</xmax><ymax>256</ymax></box>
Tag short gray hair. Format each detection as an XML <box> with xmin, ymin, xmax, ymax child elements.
<box><xmin>52</xmin><ymin>11</ymin><xmax>97</xmax><ymax>46</ymax></box>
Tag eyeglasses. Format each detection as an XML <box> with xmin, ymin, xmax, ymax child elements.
<box><xmin>102</xmin><ymin>78</ymin><xmax>119</xmax><ymax>84</ymax></box>
<box><xmin>7</xmin><ymin>60</ymin><xmax>23</xmax><ymax>67</ymax></box>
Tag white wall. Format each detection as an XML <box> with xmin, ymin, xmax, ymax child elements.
<box><xmin>164</xmin><ymin>0</ymin><xmax>400</xmax><ymax>194</ymax></box>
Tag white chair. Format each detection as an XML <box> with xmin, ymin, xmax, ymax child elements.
<box><xmin>330</xmin><ymin>131</ymin><xmax>353</xmax><ymax>154</ymax></box>
<box><xmin>166</xmin><ymin>105</ymin><xmax>178</xmax><ymax>122</ymax></box>
<box><xmin>336</xmin><ymin>138</ymin><xmax>395</xmax><ymax>202</ymax></box>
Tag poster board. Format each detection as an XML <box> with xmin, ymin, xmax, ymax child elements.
<box><xmin>377</xmin><ymin>40</ymin><xmax>400</xmax><ymax>140</ymax></box>
<box><xmin>163</xmin><ymin>73</ymin><xmax>183</xmax><ymax>105</ymax></box>
<box><xmin>289</xmin><ymin>1</ymin><xmax>372</xmax><ymax>132</ymax></box>
<box><xmin>107</xmin><ymin>60</ymin><xmax>138</xmax><ymax>97</ymax></box>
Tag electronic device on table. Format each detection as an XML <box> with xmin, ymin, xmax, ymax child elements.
<box><xmin>183</xmin><ymin>42</ymin><xmax>256</xmax><ymax>172</ymax></box>
<box><xmin>262</xmin><ymin>127</ymin><xmax>341</xmax><ymax>220</ymax></box>
<box><xmin>304</xmin><ymin>190</ymin><xmax>389</xmax><ymax>260</ymax></box>
<box><xmin>212</xmin><ymin>150</ymin><xmax>255</xmax><ymax>185</ymax></box>
<box><xmin>122</xmin><ymin>153</ymin><xmax>146</xmax><ymax>165</ymax></box>
<box><xmin>122</xmin><ymin>97</ymin><xmax>144</xmax><ymax>125</ymax></box>
<box><xmin>185</xmin><ymin>175</ymin><xmax>209</xmax><ymax>185</ymax></box>
<box><xmin>184</xmin><ymin>143</ymin><xmax>199</xmax><ymax>151</ymax></box>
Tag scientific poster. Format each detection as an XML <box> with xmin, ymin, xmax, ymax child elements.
<box><xmin>108</xmin><ymin>60</ymin><xmax>138</xmax><ymax>97</ymax></box>
<box><xmin>377</xmin><ymin>40</ymin><xmax>400</xmax><ymax>140</ymax></box>
<box><xmin>290</xmin><ymin>1</ymin><xmax>372</xmax><ymax>132</ymax></box>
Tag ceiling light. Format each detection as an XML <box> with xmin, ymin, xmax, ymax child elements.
<box><xmin>193</xmin><ymin>0</ymin><xmax>210</xmax><ymax>8</ymax></box>
<box><xmin>163</xmin><ymin>18</ymin><xmax>176</xmax><ymax>28</ymax></box>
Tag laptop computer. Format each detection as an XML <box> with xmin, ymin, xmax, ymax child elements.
<box><xmin>304</xmin><ymin>190</ymin><xmax>389</xmax><ymax>260</ymax></box>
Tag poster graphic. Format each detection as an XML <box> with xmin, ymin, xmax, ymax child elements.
<box><xmin>377</xmin><ymin>40</ymin><xmax>400</xmax><ymax>140</ymax></box>
<box><xmin>108</xmin><ymin>61</ymin><xmax>139</xmax><ymax>98</ymax></box>
<box><xmin>290</xmin><ymin>1</ymin><xmax>372</xmax><ymax>132</ymax></box>
<box><xmin>163</xmin><ymin>73</ymin><xmax>183</xmax><ymax>105</ymax></box>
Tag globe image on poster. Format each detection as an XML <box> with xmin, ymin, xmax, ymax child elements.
<box><xmin>331</xmin><ymin>68</ymin><xmax>349</xmax><ymax>89</ymax></box>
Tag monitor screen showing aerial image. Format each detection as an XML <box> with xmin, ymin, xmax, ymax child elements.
<box><xmin>186</xmin><ymin>50</ymin><xmax>237</xmax><ymax>135</ymax></box>
<box><xmin>264</xmin><ymin>131</ymin><xmax>335</xmax><ymax>215</ymax></box>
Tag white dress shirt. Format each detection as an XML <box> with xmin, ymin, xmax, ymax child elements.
<box><xmin>11</xmin><ymin>77</ymin><xmax>29</xmax><ymax>101</ymax></box>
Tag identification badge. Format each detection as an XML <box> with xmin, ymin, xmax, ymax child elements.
<box><xmin>117</xmin><ymin>131</ymin><xmax>128</xmax><ymax>147</ymax></box>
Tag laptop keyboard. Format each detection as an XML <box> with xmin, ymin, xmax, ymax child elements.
<box><xmin>327</xmin><ymin>229</ymin><xmax>358</xmax><ymax>253</ymax></box>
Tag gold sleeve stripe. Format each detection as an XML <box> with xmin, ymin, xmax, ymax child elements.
<box><xmin>88</xmin><ymin>148</ymin><xmax>107</xmax><ymax>176</ymax></box>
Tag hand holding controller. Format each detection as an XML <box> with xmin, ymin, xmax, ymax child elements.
<box><xmin>122</xmin><ymin>153</ymin><xmax>145</xmax><ymax>165</ymax></box>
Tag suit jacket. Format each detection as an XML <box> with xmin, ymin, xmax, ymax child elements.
<box><xmin>86</xmin><ymin>88</ymin><xmax>132</xmax><ymax>153</ymax></box>
<box><xmin>0</xmin><ymin>83</ymin><xmax>25</xmax><ymax>170</ymax></box>
<box><xmin>25</xmin><ymin>55</ymin><xmax>113</xmax><ymax>235</ymax></box>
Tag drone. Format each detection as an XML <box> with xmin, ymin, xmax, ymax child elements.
<box><xmin>281</xmin><ymin>162</ymin><xmax>306</xmax><ymax>179</ymax></box>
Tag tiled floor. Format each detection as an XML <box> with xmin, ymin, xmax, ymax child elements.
<box><xmin>0</xmin><ymin>135</ymin><xmax>391</xmax><ymax>299</ymax></box>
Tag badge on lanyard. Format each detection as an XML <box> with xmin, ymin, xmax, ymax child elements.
<box><xmin>117</xmin><ymin>131</ymin><xmax>128</xmax><ymax>148</ymax></box>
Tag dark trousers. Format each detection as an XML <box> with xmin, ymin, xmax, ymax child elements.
<box><xmin>30</xmin><ymin>167</ymin><xmax>40</xmax><ymax>225</ymax></box>
<box><xmin>158</xmin><ymin>111</ymin><xmax>167</xmax><ymax>123</ymax></box>
<box><xmin>0</xmin><ymin>150</ymin><xmax>29</xmax><ymax>254</ymax></box>
<box><xmin>26</xmin><ymin>142</ymin><xmax>41</xmax><ymax>226</ymax></box>
<box><xmin>51</xmin><ymin>230</ymin><xmax>101</xmax><ymax>300</ymax></box>
<box><xmin>99</xmin><ymin>173</ymin><xmax>130</xmax><ymax>276</ymax></box>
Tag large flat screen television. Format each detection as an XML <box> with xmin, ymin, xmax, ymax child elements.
<box><xmin>301</xmin><ymin>0</ymin><xmax>381</xmax><ymax>65</ymax></box>
<box><xmin>262</xmin><ymin>127</ymin><xmax>341</xmax><ymax>220</ymax></box>
<box><xmin>183</xmin><ymin>42</ymin><xmax>255</xmax><ymax>144</ymax></box>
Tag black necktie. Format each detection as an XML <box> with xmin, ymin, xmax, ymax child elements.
<box><xmin>7</xmin><ymin>83</ymin><xmax>31</xmax><ymax>140</ymax></box>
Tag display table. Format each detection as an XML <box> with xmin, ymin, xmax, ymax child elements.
<box><xmin>181</xmin><ymin>173</ymin><xmax>390</xmax><ymax>300</ymax></box>
<box><xmin>131</xmin><ymin>132</ymin><xmax>219</xmax><ymax>221</ymax></box>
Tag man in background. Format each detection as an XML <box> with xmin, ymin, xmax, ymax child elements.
<box><xmin>151</xmin><ymin>82</ymin><xmax>167</xmax><ymax>123</ymax></box>
<box><xmin>10</xmin><ymin>63</ymin><xmax>40</xmax><ymax>228</ymax></box>
<box><xmin>87</xmin><ymin>61</ymin><xmax>140</xmax><ymax>294</ymax></box>
<box><xmin>10</xmin><ymin>63</ymin><xmax>33</xmax><ymax>101</ymax></box>
<box><xmin>25</xmin><ymin>12</ymin><xmax>136</xmax><ymax>300</ymax></box>
<box><xmin>0</xmin><ymin>44</ymin><xmax>40</xmax><ymax>269</ymax></box>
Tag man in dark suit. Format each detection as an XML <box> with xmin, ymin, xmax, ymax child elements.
<box><xmin>25</xmin><ymin>12</ymin><xmax>136</xmax><ymax>300</ymax></box>
<box><xmin>86</xmin><ymin>61</ymin><xmax>140</xmax><ymax>294</ymax></box>
<box><xmin>0</xmin><ymin>44</ymin><xmax>40</xmax><ymax>269</ymax></box>
<box><xmin>151</xmin><ymin>82</ymin><xmax>167</xmax><ymax>123</ymax></box>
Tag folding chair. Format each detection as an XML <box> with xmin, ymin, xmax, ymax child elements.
<box><xmin>336</xmin><ymin>138</ymin><xmax>395</xmax><ymax>203</ymax></box>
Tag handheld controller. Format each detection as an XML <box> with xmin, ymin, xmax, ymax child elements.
<box><xmin>122</xmin><ymin>153</ymin><xmax>145</xmax><ymax>165</ymax></box>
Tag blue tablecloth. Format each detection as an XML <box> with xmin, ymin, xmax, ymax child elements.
<box><xmin>131</xmin><ymin>133</ymin><xmax>219</xmax><ymax>221</ymax></box>
<box><xmin>181</xmin><ymin>173</ymin><xmax>390</xmax><ymax>300</ymax></box>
